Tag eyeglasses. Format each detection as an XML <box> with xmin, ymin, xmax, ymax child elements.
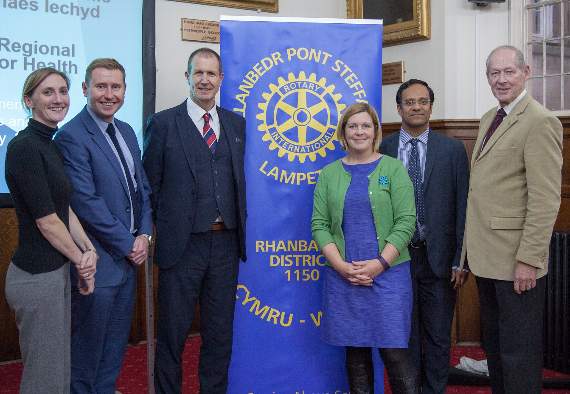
<box><xmin>346</xmin><ymin>123</ymin><xmax>374</xmax><ymax>131</ymax></box>
<box><xmin>402</xmin><ymin>98</ymin><xmax>431</xmax><ymax>107</ymax></box>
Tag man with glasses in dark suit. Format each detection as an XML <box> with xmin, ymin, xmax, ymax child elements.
<box><xmin>381</xmin><ymin>78</ymin><xmax>469</xmax><ymax>394</ymax></box>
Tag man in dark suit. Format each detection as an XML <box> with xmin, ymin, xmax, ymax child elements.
<box><xmin>55</xmin><ymin>58</ymin><xmax>153</xmax><ymax>393</ymax></box>
<box><xmin>461</xmin><ymin>46</ymin><xmax>562</xmax><ymax>394</ymax></box>
<box><xmin>143</xmin><ymin>47</ymin><xmax>246</xmax><ymax>394</ymax></box>
<box><xmin>380</xmin><ymin>79</ymin><xmax>469</xmax><ymax>394</ymax></box>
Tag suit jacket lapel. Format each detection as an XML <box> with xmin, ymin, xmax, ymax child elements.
<box><xmin>115</xmin><ymin>122</ymin><xmax>144</xmax><ymax>189</ymax></box>
<box><xmin>383</xmin><ymin>132</ymin><xmax>399</xmax><ymax>158</ymax></box>
<box><xmin>81</xmin><ymin>108</ymin><xmax>130</xmax><ymax>197</ymax></box>
<box><xmin>174</xmin><ymin>100</ymin><xmax>198</xmax><ymax>180</ymax></box>
<box><xmin>472</xmin><ymin>114</ymin><xmax>492</xmax><ymax>164</ymax></box>
<box><xmin>423</xmin><ymin>130</ymin><xmax>436</xmax><ymax>192</ymax></box>
<box><xmin>476</xmin><ymin>94</ymin><xmax>530</xmax><ymax>161</ymax></box>
<box><xmin>217</xmin><ymin>107</ymin><xmax>243</xmax><ymax>173</ymax></box>
<box><xmin>117</xmin><ymin>122</ymin><xmax>138</xmax><ymax>156</ymax></box>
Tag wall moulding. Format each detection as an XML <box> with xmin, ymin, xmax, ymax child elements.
<box><xmin>169</xmin><ymin>0</ymin><xmax>278</xmax><ymax>13</ymax></box>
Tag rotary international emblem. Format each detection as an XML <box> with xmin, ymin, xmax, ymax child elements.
<box><xmin>257</xmin><ymin>71</ymin><xmax>346</xmax><ymax>163</ymax></box>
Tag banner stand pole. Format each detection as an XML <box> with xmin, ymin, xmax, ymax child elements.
<box><xmin>145</xmin><ymin>248</ymin><xmax>155</xmax><ymax>394</ymax></box>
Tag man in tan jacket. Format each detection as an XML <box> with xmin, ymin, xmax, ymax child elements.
<box><xmin>462</xmin><ymin>45</ymin><xmax>562</xmax><ymax>394</ymax></box>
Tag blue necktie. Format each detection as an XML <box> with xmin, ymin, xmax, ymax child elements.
<box><xmin>408</xmin><ymin>138</ymin><xmax>424</xmax><ymax>242</ymax></box>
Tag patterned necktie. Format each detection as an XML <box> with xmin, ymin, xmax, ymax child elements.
<box><xmin>408</xmin><ymin>138</ymin><xmax>424</xmax><ymax>242</ymax></box>
<box><xmin>202</xmin><ymin>112</ymin><xmax>217</xmax><ymax>153</ymax></box>
<box><xmin>479</xmin><ymin>108</ymin><xmax>507</xmax><ymax>153</ymax></box>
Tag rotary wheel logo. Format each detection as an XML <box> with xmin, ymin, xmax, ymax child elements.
<box><xmin>257</xmin><ymin>71</ymin><xmax>346</xmax><ymax>163</ymax></box>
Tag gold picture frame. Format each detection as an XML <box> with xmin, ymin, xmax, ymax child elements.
<box><xmin>346</xmin><ymin>0</ymin><xmax>430</xmax><ymax>47</ymax></box>
<box><xmin>170</xmin><ymin>0</ymin><xmax>278</xmax><ymax>13</ymax></box>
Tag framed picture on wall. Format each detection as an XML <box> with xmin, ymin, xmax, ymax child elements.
<box><xmin>346</xmin><ymin>0</ymin><xmax>430</xmax><ymax>46</ymax></box>
<box><xmin>170</xmin><ymin>0</ymin><xmax>278</xmax><ymax>13</ymax></box>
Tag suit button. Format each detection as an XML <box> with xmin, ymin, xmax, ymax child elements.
<box><xmin>126</xmin><ymin>207</ymin><xmax>131</xmax><ymax>213</ymax></box>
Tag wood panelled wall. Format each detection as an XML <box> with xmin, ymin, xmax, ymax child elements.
<box><xmin>0</xmin><ymin>209</ymin><xmax>20</xmax><ymax>362</ymax></box>
<box><xmin>0</xmin><ymin>117</ymin><xmax>568</xmax><ymax>361</ymax></box>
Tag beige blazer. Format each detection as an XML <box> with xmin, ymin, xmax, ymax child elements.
<box><xmin>461</xmin><ymin>93</ymin><xmax>563</xmax><ymax>281</ymax></box>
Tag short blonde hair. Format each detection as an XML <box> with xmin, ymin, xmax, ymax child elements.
<box><xmin>85</xmin><ymin>58</ymin><xmax>126</xmax><ymax>85</ymax></box>
<box><xmin>336</xmin><ymin>102</ymin><xmax>381</xmax><ymax>152</ymax></box>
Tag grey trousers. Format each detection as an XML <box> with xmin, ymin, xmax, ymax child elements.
<box><xmin>5</xmin><ymin>262</ymin><xmax>71</xmax><ymax>394</ymax></box>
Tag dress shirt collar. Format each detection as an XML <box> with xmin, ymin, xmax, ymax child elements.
<box><xmin>86</xmin><ymin>105</ymin><xmax>118</xmax><ymax>133</ymax></box>
<box><xmin>500</xmin><ymin>89</ymin><xmax>527</xmax><ymax>115</ymax></box>
<box><xmin>399</xmin><ymin>128</ymin><xmax>430</xmax><ymax>146</ymax></box>
<box><xmin>187</xmin><ymin>98</ymin><xmax>218</xmax><ymax>123</ymax></box>
<box><xmin>186</xmin><ymin>98</ymin><xmax>220</xmax><ymax>138</ymax></box>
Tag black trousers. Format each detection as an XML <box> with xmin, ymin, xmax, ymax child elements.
<box><xmin>476</xmin><ymin>275</ymin><xmax>546</xmax><ymax>394</ymax></box>
<box><xmin>409</xmin><ymin>245</ymin><xmax>456</xmax><ymax>394</ymax></box>
<box><xmin>345</xmin><ymin>346</ymin><xmax>419</xmax><ymax>394</ymax></box>
<box><xmin>154</xmin><ymin>229</ymin><xmax>240</xmax><ymax>394</ymax></box>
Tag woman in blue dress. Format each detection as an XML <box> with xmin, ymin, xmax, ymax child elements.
<box><xmin>312</xmin><ymin>102</ymin><xmax>419</xmax><ymax>393</ymax></box>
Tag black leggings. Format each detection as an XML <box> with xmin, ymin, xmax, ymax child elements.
<box><xmin>345</xmin><ymin>346</ymin><xmax>419</xmax><ymax>394</ymax></box>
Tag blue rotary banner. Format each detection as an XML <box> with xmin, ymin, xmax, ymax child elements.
<box><xmin>220</xmin><ymin>16</ymin><xmax>383</xmax><ymax>393</ymax></box>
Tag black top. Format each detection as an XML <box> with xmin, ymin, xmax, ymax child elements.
<box><xmin>5</xmin><ymin>118</ymin><xmax>72</xmax><ymax>274</ymax></box>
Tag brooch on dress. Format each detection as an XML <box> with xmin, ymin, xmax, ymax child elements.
<box><xmin>378</xmin><ymin>176</ymin><xmax>389</xmax><ymax>186</ymax></box>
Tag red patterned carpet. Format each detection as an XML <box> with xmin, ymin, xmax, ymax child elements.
<box><xmin>0</xmin><ymin>338</ymin><xmax>568</xmax><ymax>393</ymax></box>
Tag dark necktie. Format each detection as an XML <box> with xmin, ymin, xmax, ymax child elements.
<box><xmin>408</xmin><ymin>138</ymin><xmax>424</xmax><ymax>242</ymax></box>
<box><xmin>202</xmin><ymin>113</ymin><xmax>217</xmax><ymax>153</ymax></box>
<box><xmin>105</xmin><ymin>123</ymin><xmax>140</xmax><ymax>231</ymax></box>
<box><xmin>479</xmin><ymin>108</ymin><xmax>507</xmax><ymax>153</ymax></box>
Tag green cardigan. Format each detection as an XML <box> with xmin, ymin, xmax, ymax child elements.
<box><xmin>311</xmin><ymin>155</ymin><xmax>416</xmax><ymax>266</ymax></box>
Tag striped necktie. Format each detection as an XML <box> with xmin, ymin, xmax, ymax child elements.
<box><xmin>202</xmin><ymin>112</ymin><xmax>217</xmax><ymax>153</ymax></box>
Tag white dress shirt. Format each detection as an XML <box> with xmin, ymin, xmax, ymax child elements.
<box><xmin>186</xmin><ymin>98</ymin><xmax>220</xmax><ymax>140</ymax></box>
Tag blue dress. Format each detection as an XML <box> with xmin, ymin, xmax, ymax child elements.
<box><xmin>321</xmin><ymin>158</ymin><xmax>412</xmax><ymax>348</ymax></box>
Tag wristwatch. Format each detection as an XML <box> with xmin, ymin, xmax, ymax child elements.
<box><xmin>377</xmin><ymin>255</ymin><xmax>390</xmax><ymax>271</ymax></box>
<box><xmin>140</xmin><ymin>234</ymin><xmax>153</xmax><ymax>245</ymax></box>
